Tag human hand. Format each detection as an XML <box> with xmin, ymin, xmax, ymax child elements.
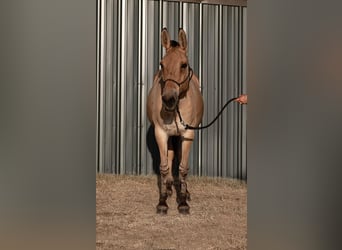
<box><xmin>235</xmin><ymin>94</ymin><xmax>247</xmax><ymax>104</ymax></box>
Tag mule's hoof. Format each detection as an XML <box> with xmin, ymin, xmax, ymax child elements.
<box><xmin>178</xmin><ymin>204</ymin><xmax>190</xmax><ymax>214</ymax></box>
<box><xmin>156</xmin><ymin>204</ymin><xmax>168</xmax><ymax>215</ymax></box>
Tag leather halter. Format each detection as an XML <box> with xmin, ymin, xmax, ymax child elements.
<box><xmin>160</xmin><ymin>67</ymin><xmax>193</xmax><ymax>87</ymax></box>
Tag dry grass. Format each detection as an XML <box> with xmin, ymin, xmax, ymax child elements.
<box><xmin>96</xmin><ymin>174</ymin><xmax>247</xmax><ymax>250</ymax></box>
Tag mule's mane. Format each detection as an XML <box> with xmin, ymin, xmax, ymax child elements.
<box><xmin>170</xmin><ymin>40</ymin><xmax>180</xmax><ymax>48</ymax></box>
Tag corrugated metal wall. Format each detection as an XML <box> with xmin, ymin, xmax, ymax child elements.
<box><xmin>97</xmin><ymin>0</ymin><xmax>247</xmax><ymax>179</ymax></box>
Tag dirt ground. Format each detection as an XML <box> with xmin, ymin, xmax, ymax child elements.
<box><xmin>96</xmin><ymin>174</ymin><xmax>247</xmax><ymax>250</ymax></box>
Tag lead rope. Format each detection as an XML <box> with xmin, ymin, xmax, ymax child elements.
<box><xmin>176</xmin><ymin>95</ymin><xmax>247</xmax><ymax>130</ymax></box>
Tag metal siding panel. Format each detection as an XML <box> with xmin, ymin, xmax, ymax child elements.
<box><xmin>237</xmin><ymin>6</ymin><xmax>242</xmax><ymax>178</ymax></box>
<box><xmin>119</xmin><ymin>0</ymin><xmax>126</xmax><ymax>174</ymax></box>
<box><xmin>162</xmin><ymin>1</ymin><xmax>179</xmax><ymax>41</ymax></box>
<box><xmin>221</xmin><ymin>5</ymin><xmax>228</xmax><ymax>178</ymax></box>
<box><xmin>133</xmin><ymin>1</ymin><xmax>139</xmax><ymax>174</ymax></box>
<box><xmin>201</xmin><ymin>4</ymin><xmax>220</xmax><ymax>177</ymax></box>
<box><xmin>228</xmin><ymin>6</ymin><xmax>235</xmax><ymax>177</ymax></box>
<box><xmin>198</xmin><ymin>2</ymin><xmax>203</xmax><ymax>176</ymax></box>
<box><xmin>140</xmin><ymin>0</ymin><xmax>147</xmax><ymax>175</ymax></box>
<box><xmin>233</xmin><ymin>7</ymin><xmax>238</xmax><ymax>178</ymax></box>
<box><xmin>137</xmin><ymin>0</ymin><xmax>142</xmax><ymax>175</ymax></box>
<box><xmin>217</xmin><ymin>4</ymin><xmax>223</xmax><ymax>177</ymax></box>
<box><xmin>241</xmin><ymin>7</ymin><xmax>247</xmax><ymax>179</ymax></box>
<box><xmin>112</xmin><ymin>0</ymin><xmax>119</xmax><ymax>173</ymax></box>
<box><xmin>200</xmin><ymin>4</ymin><xmax>208</xmax><ymax>176</ymax></box>
<box><xmin>238</xmin><ymin>6</ymin><xmax>243</xmax><ymax>179</ymax></box>
<box><xmin>98</xmin><ymin>0</ymin><xmax>106</xmax><ymax>173</ymax></box>
<box><xmin>221</xmin><ymin>5</ymin><xmax>241</xmax><ymax>179</ymax></box>
<box><xmin>213</xmin><ymin>5</ymin><xmax>220</xmax><ymax>178</ymax></box>
<box><xmin>125</xmin><ymin>0</ymin><xmax>133</xmax><ymax>174</ymax></box>
<box><xmin>229</xmin><ymin>6</ymin><xmax>236</xmax><ymax>178</ymax></box>
<box><xmin>144</xmin><ymin>0</ymin><xmax>161</xmax><ymax>175</ymax></box>
<box><xmin>104</xmin><ymin>0</ymin><xmax>114</xmax><ymax>173</ymax></box>
<box><xmin>124</xmin><ymin>0</ymin><xmax>139</xmax><ymax>174</ymax></box>
<box><xmin>96</xmin><ymin>0</ymin><xmax>100</xmax><ymax>172</ymax></box>
<box><xmin>180</xmin><ymin>2</ymin><xmax>184</xmax><ymax>28</ymax></box>
<box><xmin>187</xmin><ymin>3</ymin><xmax>201</xmax><ymax>176</ymax></box>
<box><xmin>116</xmin><ymin>0</ymin><xmax>122</xmax><ymax>174</ymax></box>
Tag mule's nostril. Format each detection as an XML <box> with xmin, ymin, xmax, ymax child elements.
<box><xmin>162</xmin><ymin>95</ymin><xmax>174</xmax><ymax>102</ymax></box>
<box><xmin>162</xmin><ymin>95</ymin><xmax>177</xmax><ymax>110</ymax></box>
<box><xmin>163</xmin><ymin>96</ymin><xmax>175</xmax><ymax>105</ymax></box>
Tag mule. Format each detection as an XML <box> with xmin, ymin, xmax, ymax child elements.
<box><xmin>147</xmin><ymin>28</ymin><xmax>204</xmax><ymax>214</ymax></box>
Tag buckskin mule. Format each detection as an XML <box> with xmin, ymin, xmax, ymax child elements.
<box><xmin>147</xmin><ymin>28</ymin><xmax>204</xmax><ymax>214</ymax></box>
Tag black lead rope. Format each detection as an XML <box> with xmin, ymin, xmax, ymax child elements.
<box><xmin>176</xmin><ymin>97</ymin><xmax>242</xmax><ymax>130</ymax></box>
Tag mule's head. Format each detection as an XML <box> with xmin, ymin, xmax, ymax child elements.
<box><xmin>159</xmin><ymin>28</ymin><xmax>191</xmax><ymax>112</ymax></box>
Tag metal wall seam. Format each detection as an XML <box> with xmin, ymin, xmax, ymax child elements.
<box><xmin>96</xmin><ymin>0</ymin><xmax>101</xmax><ymax>172</ymax></box>
<box><xmin>137</xmin><ymin>0</ymin><xmax>142</xmax><ymax>174</ymax></box>
<box><xmin>232</xmin><ymin>6</ymin><xmax>236</xmax><ymax>178</ymax></box>
<box><xmin>214</xmin><ymin>4</ymin><xmax>219</xmax><ymax>177</ymax></box>
<box><xmin>114</xmin><ymin>0</ymin><xmax>120</xmax><ymax>174</ymax></box>
<box><xmin>236</xmin><ymin>6</ymin><xmax>241</xmax><ymax>178</ymax></box>
<box><xmin>98</xmin><ymin>0</ymin><xmax>106</xmax><ymax>173</ymax></box>
<box><xmin>162</xmin><ymin>1</ymin><xmax>167</xmax><ymax>44</ymax></box>
<box><xmin>162</xmin><ymin>1</ymin><xmax>167</xmax><ymax>57</ymax></box>
<box><xmin>104</xmin><ymin>0</ymin><xmax>114</xmax><ymax>173</ymax></box>
<box><xmin>241</xmin><ymin>6</ymin><xmax>247</xmax><ymax>179</ymax></box>
<box><xmin>232</xmin><ymin>6</ymin><xmax>238</xmax><ymax>177</ymax></box>
<box><xmin>217</xmin><ymin>4</ymin><xmax>222</xmax><ymax>177</ymax></box>
<box><xmin>140</xmin><ymin>0</ymin><xmax>147</xmax><ymax>174</ymax></box>
<box><xmin>115</xmin><ymin>0</ymin><xmax>121</xmax><ymax>174</ymax></box>
<box><xmin>132</xmin><ymin>0</ymin><xmax>138</xmax><ymax>173</ymax></box>
<box><xmin>179</xmin><ymin>2</ymin><xmax>183</xmax><ymax>28</ymax></box>
<box><xmin>120</xmin><ymin>0</ymin><xmax>126</xmax><ymax>174</ymax></box>
<box><xmin>239</xmin><ymin>6</ymin><xmax>243</xmax><ymax>178</ymax></box>
<box><xmin>228</xmin><ymin>6</ymin><xmax>235</xmax><ymax>177</ymax></box>
<box><xmin>238</xmin><ymin>6</ymin><xmax>243</xmax><ymax>178</ymax></box>
<box><xmin>126</xmin><ymin>0</ymin><xmax>136</xmax><ymax>174</ymax></box>
<box><xmin>201</xmin><ymin>4</ymin><xmax>207</xmax><ymax>176</ymax></box>
<box><xmin>220</xmin><ymin>5</ymin><xmax>226</xmax><ymax>177</ymax></box>
<box><xmin>198</xmin><ymin>2</ymin><xmax>203</xmax><ymax>176</ymax></box>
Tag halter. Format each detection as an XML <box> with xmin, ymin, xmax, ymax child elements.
<box><xmin>160</xmin><ymin>67</ymin><xmax>193</xmax><ymax>87</ymax></box>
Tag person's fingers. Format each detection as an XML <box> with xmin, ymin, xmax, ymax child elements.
<box><xmin>235</xmin><ymin>94</ymin><xmax>247</xmax><ymax>104</ymax></box>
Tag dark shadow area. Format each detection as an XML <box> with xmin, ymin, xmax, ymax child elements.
<box><xmin>146</xmin><ymin>125</ymin><xmax>160</xmax><ymax>175</ymax></box>
<box><xmin>170</xmin><ymin>136</ymin><xmax>181</xmax><ymax>200</ymax></box>
<box><xmin>146</xmin><ymin>125</ymin><xmax>162</xmax><ymax>196</ymax></box>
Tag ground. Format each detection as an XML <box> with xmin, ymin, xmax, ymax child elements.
<box><xmin>96</xmin><ymin>174</ymin><xmax>247</xmax><ymax>250</ymax></box>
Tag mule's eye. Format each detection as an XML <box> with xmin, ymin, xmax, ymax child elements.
<box><xmin>181</xmin><ymin>63</ymin><xmax>188</xmax><ymax>69</ymax></box>
<box><xmin>160</xmin><ymin>63</ymin><xmax>164</xmax><ymax>69</ymax></box>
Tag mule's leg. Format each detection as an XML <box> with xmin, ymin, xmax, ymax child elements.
<box><xmin>154</xmin><ymin>126</ymin><xmax>170</xmax><ymax>214</ymax></box>
<box><xmin>166</xmin><ymin>138</ymin><xmax>174</xmax><ymax>196</ymax></box>
<box><xmin>177</xmin><ymin>132</ymin><xmax>194</xmax><ymax>214</ymax></box>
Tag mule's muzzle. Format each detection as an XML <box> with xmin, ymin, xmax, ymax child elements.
<box><xmin>162</xmin><ymin>93</ymin><xmax>178</xmax><ymax>111</ymax></box>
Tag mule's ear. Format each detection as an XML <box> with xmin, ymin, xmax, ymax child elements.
<box><xmin>161</xmin><ymin>28</ymin><xmax>170</xmax><ymax>50</ymax></box>
<box><xmin>178</xmin><ymin>28</ymin><xmax>187</xmax><ymax>51</ymax></box>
